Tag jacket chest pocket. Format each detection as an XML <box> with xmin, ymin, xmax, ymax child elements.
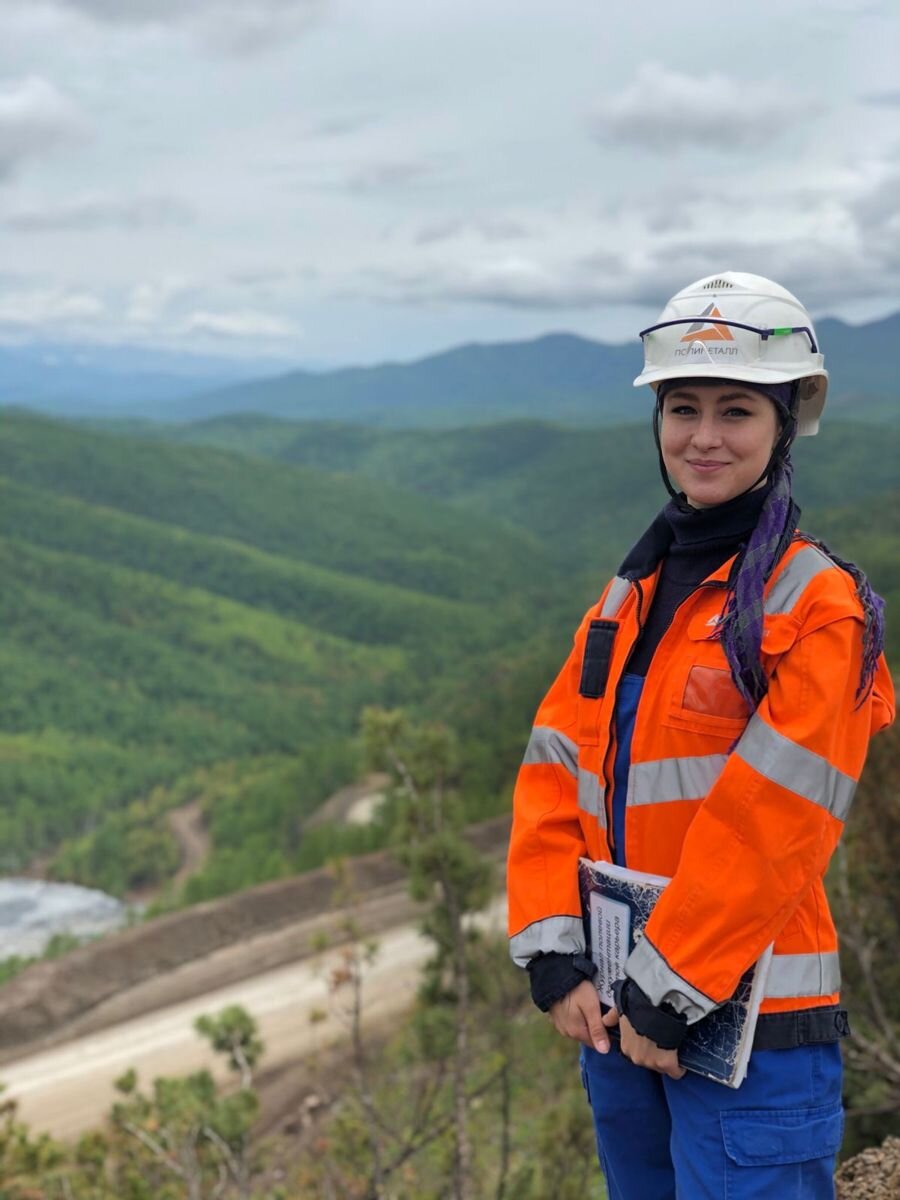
<box><xmin>668</xmin><ymin>662</ymin><xmax>751</xmax><ymax>738</ymax></box>
<box><xmin>663</xmin><ymin>620</ymin><xmax>752</xmax><ymax>739</ymax></box>
<box><xmin>660</xmin><ymin>607</ymin><xmax>800</xmax><ymax>740</ymax></box>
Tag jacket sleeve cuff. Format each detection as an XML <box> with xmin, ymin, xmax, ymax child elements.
<box><xmin>615</xmin><ymin>977</ymin><xmax>689</xmax><ymax>1051</ymax></box>
<box><xmin>526</xmin><ymin>952</ymin><xmax>596</xmax><ymax>1013</ymax></box>
<box><xmin>624</xmin><ymin>933</ymin><xmax>716</xmax><ymax>1023</ymax></box>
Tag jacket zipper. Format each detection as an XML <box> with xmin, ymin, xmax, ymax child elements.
<box><xmin>604</xmin><ymin>577</ymin><xmax>644</xmax><ymax>858</ymax></box>
<box><xmin>603</xmin><ymin>576</ymin><xmax>728</xmax><ymax>862</ymax></box>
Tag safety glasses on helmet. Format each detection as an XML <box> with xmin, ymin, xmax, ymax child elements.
<box><xmin>638</xmin><ymin>318</ymin><xmax>818</xmax><ymax>370</ymax></box>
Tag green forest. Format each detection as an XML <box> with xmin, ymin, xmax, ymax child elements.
<box><xmin>0</xmin><ymin>407</ymin><xmax>897</xmax><ymax>905</ymax></box>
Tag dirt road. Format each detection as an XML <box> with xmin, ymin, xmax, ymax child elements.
<box><xmin>167</xmin><ymin>800</ymin><xmax>211</xmax><ymax>888</ymax></box>
<box><xmin>1</xmin><ymin>897</ymin><xmax>507</xmax><ymax>1140</ymax></box>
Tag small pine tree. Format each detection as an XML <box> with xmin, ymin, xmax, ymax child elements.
<box><xmin>363</xmin><ymin>707</ymin><xmax>493</xmax><ymax>1200</ymax></box>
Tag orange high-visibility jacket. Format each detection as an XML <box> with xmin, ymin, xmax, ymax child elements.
<box><xmin>507</xmin><ymin>535</ymin><xmax>895</xmax><ymax>1020</ymax></box>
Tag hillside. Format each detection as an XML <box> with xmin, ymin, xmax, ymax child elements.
<box><xmin>141</xmin><ymin>413</ymin><xmax>900</xmax><ymax>678</ymax></box>
<box><xmin>150</xmin><ymin>415</ymin><xmax>900</xmax><ymax>594</ymax></box>
<box><xmin>0</xmin><ymin>412</ymin><xmax>568</xmax><ymax>900</ymax></box>
<box><xmin>0</xmin><ymin>411</ymin><xmax>549</xmax><ymax>607</ymax></box>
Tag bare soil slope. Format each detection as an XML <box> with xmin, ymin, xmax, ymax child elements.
<box><xmin>0</xmin><ymin>815</ymin><xmax>510</xmax><ymax>1063</ymax></box>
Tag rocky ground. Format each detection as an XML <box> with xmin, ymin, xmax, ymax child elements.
<box><xmin>836</xmin><ymin>1136</ymin><xmax>900</xmax><ymax>1199</ymax></box>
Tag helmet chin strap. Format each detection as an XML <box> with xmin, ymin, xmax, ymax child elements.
<box><xmin>652</xmin><ymin>401</ymin><xmax>684</xmax><ymax>505</ymax></box>
<box><xmin>652</xmin><ymin>387</ymin><xmax>798</xmax><ymax>512</ymax></box>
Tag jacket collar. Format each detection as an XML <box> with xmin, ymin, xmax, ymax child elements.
<box><xmin>618</xmin><ymin>510</ymin><xmax>673</xmax><ymax>581</ymax></box>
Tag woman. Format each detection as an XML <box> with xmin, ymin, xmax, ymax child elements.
<box><xmin>506</xmin><ymin>271</ymin><xmax>894</xmax><ymax>1198</ymax></box>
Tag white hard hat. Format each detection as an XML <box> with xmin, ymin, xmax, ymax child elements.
<box><xmin>633</xmin><ymin>271</ymin><xmax>828</xmax><ymax>436</ymax></box>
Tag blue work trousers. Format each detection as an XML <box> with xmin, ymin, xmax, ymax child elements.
<box><xmin>580</xmin><ymin>1040</ymin><xmax>843</xmax><ymax>1199</ymax></box>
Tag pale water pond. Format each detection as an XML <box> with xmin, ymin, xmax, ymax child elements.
<box><xmin>0</xmin><ymin>878</ymin><xmax>130</xmax><ymax>959</ymax></box>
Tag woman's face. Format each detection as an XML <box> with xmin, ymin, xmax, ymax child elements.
<box><xmin>659</xmin><ymin>383</ymin><xmax>781</xmax><ymax>509</ymax></box>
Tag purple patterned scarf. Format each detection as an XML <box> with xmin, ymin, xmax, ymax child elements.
<box><xmin>717</xmin><ymin>455</ymin><xmax>884</xmax><ymax>708</ymax></box>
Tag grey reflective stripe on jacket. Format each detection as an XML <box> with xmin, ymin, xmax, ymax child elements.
<box><xmin>627</xmin><ymin>717</ymin><xmax>856</xmax><ymax>821</ymax></box>
<box><xmin>625</xmin><ymin>935</ymin><xmax>716</xmax><ymax>1022</ymax></box>
<box><xmin>765</xmin><ymin>951</ymin><xmax>841</xmax><ymax>999</ymax></box>
<box><xmin>627</xmin><ymin>753</ymin><xmax>728</xmax><ymax>807</ymax></box>
<box><xmin>509</xmin><ymin>915</ymin><xmax>586</xmax><ymax>968</ymax></box>
<box><xmin>764</xmin><ymin>543</ymin><xmax>836</xmax><ymax>616</ymax></box>
<box><xmin>522</xmin><ymin>725</ymin><xmax>578</xmax><ymax>777</ymax></box>
<box><xmin>625</xmin><ymin>936</ymin><xmax>842</xmax><ymax>1021</ymax></box>
<box><xmin>600</xmin><ymin>575</ymin><xmax>632</xmax><ymax>619</ymax></box>
<box><xmin>521</xmin><ymin>725</ymin><xmax>607</xmax><ymax>827</ymax></box>
<box><xmin>578</xmin><ymin>768</ymin><xmax>606</xmax><ymax>826</ymax></box>
<box><xmin>735</xmin><ymin>715</ymin><xmax>857</xmax><ymax>821</ymax></box>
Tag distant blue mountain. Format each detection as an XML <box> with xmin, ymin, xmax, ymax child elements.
<box><xmin>0</xmin><ymin>342</ymin><xmax>294</xmax><ymax>414</ymax></box>
<box><xmin>141</xmin><ymin>332</ymin><xmax>646</xmax><ymax>427</ymax></box>
<box><xmin>2</xmin><ymin>314</ymin><xmax>898</xmax><ymax>427</ymax></box>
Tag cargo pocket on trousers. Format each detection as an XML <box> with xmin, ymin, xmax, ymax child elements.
<box><xmin>721</xmin><ymin>1104</ymin><xmax>843</xmax><ymax>1199</ymax></box>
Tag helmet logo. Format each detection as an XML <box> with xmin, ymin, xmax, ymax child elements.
<box><xmin>680</xmin><ymin>303</ymin><xmax>735</xmax><ymax>343</ymax></box>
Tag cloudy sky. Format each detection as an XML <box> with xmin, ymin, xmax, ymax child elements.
<box><xmin>1</xmin><ymin>0</ymin><xmax>899</xmax><ymax>366</ymax></box>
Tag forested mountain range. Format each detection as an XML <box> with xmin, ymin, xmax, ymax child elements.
<box><xmin>4</xmin><ymin>311</ymin><xmax>898</xmax><ymax>425</ymax></box>
<box><xmin>1</xmin><ymin>407</ymin><xmax>896</xmax><ymax>908</ymax></box>
<box><xmin>150</xmin><ymin>313</ymin><xmax>900</xmax><ymax>427</ymax></box>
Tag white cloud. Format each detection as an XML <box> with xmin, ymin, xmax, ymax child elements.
<box><xmin>415</xmin><ymin>214</ymin><xmax>531</xmax><ymax>245</ymax></box>
<box><xmin>343</xmin><ymin>158</ymin><xmax>441</xmax><ymax>193</ymax></box>
<box><xmin>589</xmin><ymin>64</ymin><xmax>819</xmax><ymax>152</ymax></box>
<box><xmin>126</xmin><ymin>277</ymin><xmax>196</xmax><ymax>325</ymax></box>
<box><xmin>818</xmin><ymin>0</ymin><xmax>887</xmax><ymax>13</ymax></box>
<box><xmin>306</xmin><ymin>113</ymin><xmax>374</xmax><ymax>139</ymax></box>
<box><xmin>354</xmin><ymin>154</ymin><xmax>900</xmax><ymax>316</ymax></box>
<box><xmin>360</xmin><ymin>255</ymin><xmax>628</xmax><ymax>311</ymax></box>
<box><xmin>47</xmin><ymin>0</ymin><xmax>328</xmax><ymax>55</ymax></box>
<box><xmin>860</xmin><ymin>89</ymin><xmax>900</xmax><ymax>106</ymax></box>
<box><xmin>0</xmin><ymin>76</ymin><xmax>85</xmax><ymax>182</ymax></box>
<box><xmin>5</xmin><ymin>194</ymin><xmax>193</xmax><ymax>232</ymax></box>
<box><xmin>848</xmin><ymin>163</ymin><xmax>900</xmax><ymax>229</ymax></box>
<box><xmin>0</xmin><ymin>286</ymin><xmax>105</xmax><ymax>328</ymax></box>
<box><xmin>182</xmin><ymin>309</ymin><xmax>298</xmax><ymax>339</ymax></box>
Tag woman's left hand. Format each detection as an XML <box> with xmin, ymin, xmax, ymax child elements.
<box><xmin>601</xmin><ymin>1007</ymin><xmax>686</xmax><ymax>1080</ymax></box>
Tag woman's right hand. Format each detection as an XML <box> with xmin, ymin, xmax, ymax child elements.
<box><xmin>548</xmin><ymin>979</ymin><xmax>611</xmax><ymax>1054</ymax></box>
